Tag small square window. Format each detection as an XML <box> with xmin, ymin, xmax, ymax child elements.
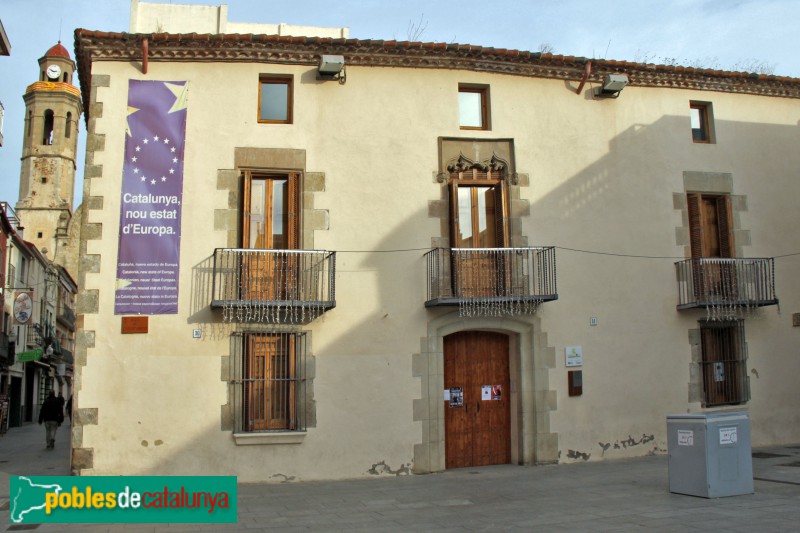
<box><xmin>259</xmin><ymin>76</ymin><xmax>293</xmax><ymax>124</ymax></box>
<box><xmin>459</xmin><ymin>85</ymin><xmax>490</xmax><ymax>130</ymax></box>
<box><xmin>690</xmin><ymin>102</ymin><xmax>714</xmax><ymax>143</ymax></box>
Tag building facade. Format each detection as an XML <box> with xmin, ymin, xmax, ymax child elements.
<box><xmin>0</xmin><ymin>202</ymin><xmax>75</xmax><ymax>430</ymax></box>
<box><xmin>71</xmin><ymin>15</ymin><xmax>800</xmax><ymax>480</ymax></box>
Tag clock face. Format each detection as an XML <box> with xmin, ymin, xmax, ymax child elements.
<box><xmin>46</xmin><ymin>64</ymin><xmax>61</xmax><ymax>80</ymax></box>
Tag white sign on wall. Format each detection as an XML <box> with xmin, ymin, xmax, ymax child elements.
<box><xmin>565</xmin><ymin>346</ymin><xmax>583</xmax><ymax>367</ymax></box>
<box><xmin>678</xmin><ymin>430</ymin><xmax>694</xmax><ymax>446</ymax></box>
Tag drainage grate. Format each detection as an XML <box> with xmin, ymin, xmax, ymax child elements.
<box><xmin>752</xmin><ymin>452</ymin><xmax>789</xmax><ymax>459</ymax></box>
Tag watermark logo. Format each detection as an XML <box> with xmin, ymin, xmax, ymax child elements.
<box><xmin>10</xmin><ymin>476</ymin><xmax>237</xmax><ymax>524</ymax></box>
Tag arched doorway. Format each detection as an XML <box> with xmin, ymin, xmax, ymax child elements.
<box><xmin>444</xmin><ymin>331</ymin><xmax>510</xmax><ymax>468</ymax></box>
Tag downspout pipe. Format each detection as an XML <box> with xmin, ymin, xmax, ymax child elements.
<box><xmin>576</xmin><ymin>60</ymin><xmax>592</xmax><ymax>95</ymax></box>
<box><xmin>142</xmin><ymin>38</ymin><xmax>148</xmax><ymax>74</ymax></box>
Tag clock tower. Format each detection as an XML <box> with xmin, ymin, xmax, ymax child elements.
<box><xmin>16</xmin><ymin>41</ymin><xmax>82</xmax><ymax>268</ymax></box>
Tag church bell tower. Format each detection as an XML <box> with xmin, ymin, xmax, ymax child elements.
<box><xmin>16</xmin><ymin>41</ymin><xmax>82</xmax><ymax>266</ymax></box>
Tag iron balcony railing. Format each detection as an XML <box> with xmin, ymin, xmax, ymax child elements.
<box><xmin>26</xmin><ymin>326</ymin><xmax>42</xmax><ymax>348</ymax></box>
<box><xmin>675</xmin><ymin>258</ymin><xmax>778</xmax><ymax>310</ymax></box>
<box><xmin>425</xmin><ymin>247</ymin><xmax>558</xmax><ymax>307</ymax></box>
<box><xmin>211</xmin><ymin>248</ymin><xmax>336</xmax><ymax>324</ymax></box>
<box><xmin>57</xmin><ymin>306</ymin><xmax>76</xmax><ymax>329</ymax></box>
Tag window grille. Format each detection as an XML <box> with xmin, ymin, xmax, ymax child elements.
<box><xmin>229</xmin><ymin>330</ymin><xmax>307</xmax><ymax>432</ymax></box>
<box><xmin>700</xmin><ymin>320</ymin><xmax>749</xmax><ymax>407</ymax></box>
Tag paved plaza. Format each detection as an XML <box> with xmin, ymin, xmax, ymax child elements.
<box><xmin>0</xmin><ymin>422</ymin><xmax>798</xmax><ymax>531</ymax></box>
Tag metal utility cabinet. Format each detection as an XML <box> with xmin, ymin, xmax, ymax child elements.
<box><xmin>666</xmin><ymin>411</ymin><xmax>754</xmax><ymax>498</ymax></box>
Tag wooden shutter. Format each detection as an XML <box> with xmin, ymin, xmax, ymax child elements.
<box><xmin>287</xmin><ymin>173</ymin><xmax>299</xmax><ymax>250</ymax></box>
<box><xmin>493</xmin><ymin>182</ymin><xmax>508</xmax><ymax>248</ymax></box>
<box><xmin>244</xmin><ymin>333</ymin><xmax>268</xmax><ymax>431</ymax></box>
<box><xmin>241</xmin><ymin>171</ymin><xmax>253</xmax><ymax>248</ymax></box>
<box><xmin>687</xmin><ymin>193</ymin><xmax>704</xmax><ymax>258</ymax></box>
<box><xmin>449</xmin><ymin>179</ymin><xmax>460</xmax><ymax>248</ymax></box>
<box><xmin>716</xmin><ymin>196</ymin><xmax>734</xmax><ymax>258</ymax></box>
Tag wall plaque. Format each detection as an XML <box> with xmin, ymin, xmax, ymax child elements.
<box><xmin>121</xmin><ymin>316</ymin><xmax>149</xmax><ymax>334</ymax></box>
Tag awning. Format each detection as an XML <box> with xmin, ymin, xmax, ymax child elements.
<box><xmin>17</xmin><ymin>348</ymin><xmax>43</xmax><ymax>362</ymax></box>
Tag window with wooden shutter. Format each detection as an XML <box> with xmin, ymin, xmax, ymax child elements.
<box><xmin>240</xmin><ymin>172</ymin><xmax>300</xmax><ymax>301</ymax></box>
<box><xmin>242</xmin><ymin>172</ymin><xmax>299</xmax><ymax>250</ymax></box>
<box><xmin>700</xmin><ymin>320</ymin><xmax>748</xmax><ymax>406</ymax></box>
<box><xmin>235</xmin><ymin>331</ymin><xmax>306</xmax><ymax>432</ymax></box>
<box><xmin>687</xmin><ymin>193</ymin><xmax>736</xmax><ymax>301</ymax></box>
<box><xmin>448</xmin><ymin>167</ymin><xmax>508</xmax><ymax>249</ymax></box>
<box><xmin>687</xmin><ymin>193</ymin><xmax>733</xmax><ymax>259</ymax></box>
<box><xmin>447</xmin><ymin>162</ymin><xmax>509</xmax><ymax>298</ymax></box>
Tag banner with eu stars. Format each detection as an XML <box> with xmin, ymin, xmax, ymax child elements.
<box><xmin>9</xmin><ymin>475</ymin><xmax>236</xmax><ymax>524</ymax></box>
<box><xmin>115</xmin><ymin>79</ymin><xmax>189</xmax><ymax>315</ymax></box>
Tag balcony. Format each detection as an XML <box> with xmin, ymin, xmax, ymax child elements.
<box><xmin>26</xmin><ymin>326</ymin><xmax>42</xmax><ymax>348</ymax></box>
<box><xmin>675</xmin><ymin>258</ymin><xmax>778</xmax><ymax>310</ymax></box>
<box><xmin>425</xmin><ymin>247</ymin><xmax>558</xmax><ymax>313</ymax></box>
<box><xmin>211</xmin><ymin>248</ymin><xmax>336</xmax><ymax>324</ymax></box>
<box><xmin>0</xmin><ymin>332</ymin><xmax>9</xmax><ymax>364</ymax></box>
<box><xmin>57</xmin><ymin>306</ymin><xmax>76</xmax><ymax>329</ymax></box>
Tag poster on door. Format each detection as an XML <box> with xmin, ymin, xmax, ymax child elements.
<box><xmin>449</xmin><ymin>387</ymin><xmax>463</xmax><ymax>408</ymax></box>
<box><xmin>492</xmin><ymin>385</ymin><xmax>502</xmax><ymax>400</ymax></box>
<box><xmin>481</xmin><ymin>385</ymin><xmax>503</xmax><ymax>400</ymax></box>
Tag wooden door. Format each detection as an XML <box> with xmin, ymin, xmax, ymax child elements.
<box><xmin>241</xmin><ymin>173</ymin><xmax>298</xmax><ymax>301</ymax></box>
<box><xmin>444</xmin><ymin>331</ymin><xmax>511</xmax><ymax>468</ymax></box>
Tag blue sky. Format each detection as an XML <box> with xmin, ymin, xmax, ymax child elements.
<box><xmin>1</xmin><ymin>0</ymin><xmax>798</xmax><ymax>209</ymax></box>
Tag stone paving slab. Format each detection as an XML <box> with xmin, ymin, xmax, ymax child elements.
<box><xmin>0</xmin><ymin>423</ymin><xmax>799</xmax><ymax>531</ymax></box>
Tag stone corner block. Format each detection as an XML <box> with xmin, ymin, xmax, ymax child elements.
<box><xmin>76</xmin><ymin>408</ymin><xmax>98</xmax><ymax>426</ymax></box>
<box><xmin>72</xmin><ymin>448</ymin><xmax>94</xmax><ymax>471</ymax></box>
<box><xmin>77</xmin><ymin>291</ymin><xmax>99</xmax><ymax>314</ymax></box>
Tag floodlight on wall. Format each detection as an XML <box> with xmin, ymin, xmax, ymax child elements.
<box><xmin>596</xmin><ymin>73</ymin><xmax>629</xmax><ymax>98</ymax></box>
<box><xmin>317</xmin><ymin>55</ymin><xmax>346</xmax><ymax>83</ymax></box>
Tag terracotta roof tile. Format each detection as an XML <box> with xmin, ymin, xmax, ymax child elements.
<box><xmin>45</xmin><ymin>41</ymin><xmax>71</xmax><ymax>59</ymax></box>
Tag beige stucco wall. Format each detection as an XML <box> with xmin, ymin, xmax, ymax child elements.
<box><xmin>76</xmin><ymin>57</ymin><xmax>800</xmax><ymax>480</ymax></box>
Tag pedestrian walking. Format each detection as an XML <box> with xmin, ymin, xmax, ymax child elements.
<box><xmin>38</xmin><ymin>391</ymin><xmax>63</xmax><ymax>449</ymax></box>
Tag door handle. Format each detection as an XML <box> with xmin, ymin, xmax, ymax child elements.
<box><xmin>477</xmin><ymin>401</ymin><xmax>481</xmax><ymax>413</ymax></box>
<box><xmin>465</xmin><ymin>402</ymin><xmax>468</xmax><ymax>413</ymax></box>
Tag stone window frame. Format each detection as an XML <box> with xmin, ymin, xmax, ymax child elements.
<box><xmin>676</xmin><ymin>171</ymin><xmax>750</xmax><ymax>404</ymax></box>
<box><xmin>215</xmin><ymin>147</ymin><xmax>329</xmax><ymax>440</ymax></box>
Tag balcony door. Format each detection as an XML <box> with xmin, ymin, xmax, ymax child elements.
<box><xmin>687</xmin><ymin>193</ymin><xmax>735</xmax><ymax>301</ymax></box>
<box><xmin>241</xmin><ymin>172</ymin><xmax>299</xmax><ymax>301</ymax></box>
<box><xmin>449</xmin><ymin>168</ymin><xmax>508</xmax><ymax>298</ymax></box>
